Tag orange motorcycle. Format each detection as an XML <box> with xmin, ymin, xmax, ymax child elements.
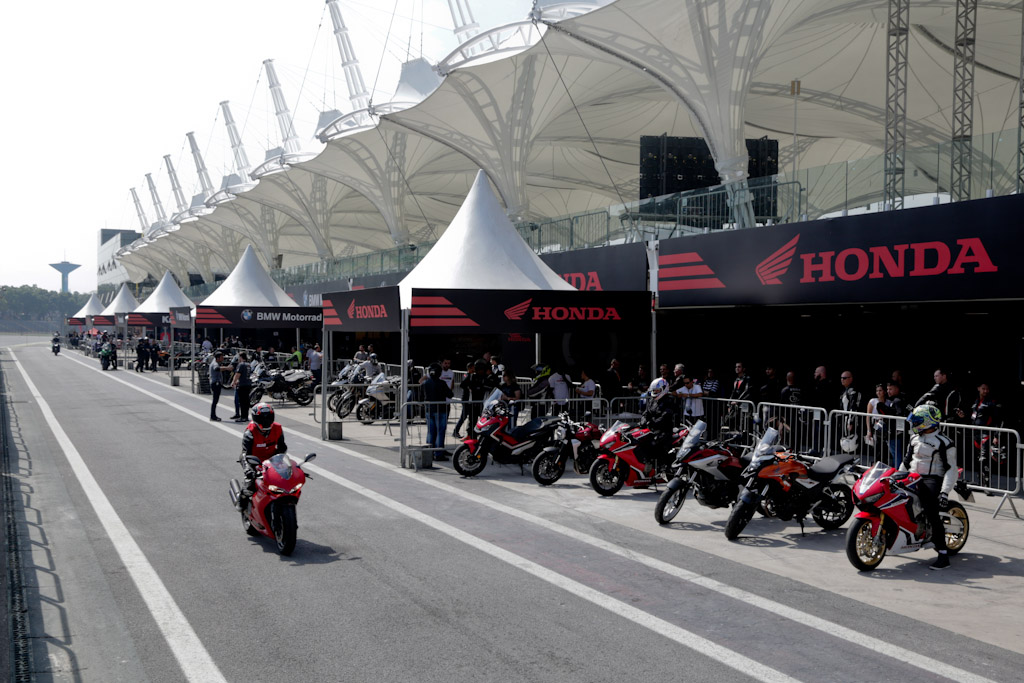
<box><xmin>724</xmin><ymin>427</ymin><xmax>855</xmax><ymax>540</ymax></box>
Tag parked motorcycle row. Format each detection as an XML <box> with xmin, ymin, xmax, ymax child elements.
<box><xmin>452</xmin><ymin>397</ymin><xmax>975</xmax><ymax>571</ymax></box>
<box><xmin>248</xmin><ymin>361</ymin><xmax>315</xmax><ymax>407</ymax></box>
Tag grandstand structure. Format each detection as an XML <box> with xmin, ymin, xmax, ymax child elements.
<box><xmin>110</xmin><ymin>0</ymin><xmax>1024</xmax><ymax>294</ymax></box>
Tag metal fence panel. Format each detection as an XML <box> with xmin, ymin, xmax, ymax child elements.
<box><xmin>757</xmin><ymin>401</ymin><xmax>828</xmax><ymax>455</ymax></box>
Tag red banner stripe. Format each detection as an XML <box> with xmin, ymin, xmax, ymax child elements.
<box><xmin>324</xmin><ymin>317</ymin><xmax>343</xmax><ymax>326</ymax></box>
<box><xmin>659</xmin><ymin>252</ymin><xmax>702</xmax><ymax>265</ymax></box>
<box><xmin>411</xmin><ymin>307</ymin><xmax>464</xmax><ymax>316</ymax></box>
<box><xmin>660</xmin><ymin>264</ymin><xmax>715</xmax><ymax>278</ymax></box>
<box><xmin>411</xmin><ymin>296</ymin><xmax>452</xmax><ymax>305</ymax></box>
<box><xmin>410</xmin><ymin>318</ymin><xmax>480</xmax><ymax>327</ymax></box>
<box><xmin>659</xmin><ymin>278</ymin><xmax>726</xmax><ymax>291</ymax></box>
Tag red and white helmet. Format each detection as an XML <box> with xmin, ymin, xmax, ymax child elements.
<box><xmin>647</xmin><ymin>378</ymin><xmax>669</xmax><ymax>403</ymax></box>
<box><xmin>251</xmin><ymin>402</ymin><xmax>275</xmax><ymax>435</ymax></box>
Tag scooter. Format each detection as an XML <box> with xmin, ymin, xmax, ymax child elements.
<box><xmin>452</xmin><ymin>389</ymin><xmax>562</xmax><ymax>477</ymax></box>
<box><xmin>229</xmin><ymin>452</ymin><xmax>316</xmax><ymax>556</ymax></box>
<box><xmin>588</xmin><ymin>421</ymin><xmax>689</xmax><ymax>496</ymax></box>
<box><xmin>531</xmin><ymin>412</ymin><xmax>604</xmax><ymax>486</ymax></box>
<box><xmin>653</xmin><ymin>420</ymin><xmax>748</xmax><ymax>524</ymax></box>
<box><xmin>52</xmin><ymin>339</ymin><xmax>61</xmax><ymax>355</ymax></box>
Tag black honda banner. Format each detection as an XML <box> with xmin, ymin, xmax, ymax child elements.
<box><xmin>322</xmin><ymin>287</ymin><xmax>401</xmax><ymax>331</ymax></box>
<box><xmin>539</xmin><ymin>243</ymin><xmax>649</xmax><ymax>291</ymax></box>
<box><xmin>170</xmin><ymin>307</ymin><xmax>192</xmax><ymax>329</ymax></box>
<box><xmin>194</xmin><ymin>306</ymin><xmax>323</xmax><ymax>328</ymax></box>
<box><xmin>410</xmin><ymin>288</ymin><xmax>649</xmax><ymax>334</ymax></box>
<box><xmin>658</xmin><ymin>194</ymin><xmax>1023</xmax><ymax>307</ymax></box>
<box><xmin>127</xmin><ymin>312</ymin><xmax>171</xmax><ymax>326</ymax></box>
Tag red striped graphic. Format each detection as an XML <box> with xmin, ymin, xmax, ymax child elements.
<box><xmin>126</xmin><ymin>314</ymin><xmax>151</xmax><ymax>326</ymax></box>
<box><xmin>410</xmin><ymin>318</ymin><xmax>480</xmax><ymax>328</ymax></box>
<box><xmin>322</xmin><ymin>299</ymin><xmax>341</xmax><ymax>327</ymax></box>
<box><xmin>658</xmin><ymin>250</ymin><xmax>725</xmax><ymax>290</ymax></box>
<box><xmin>410</xmin><ymin>296</ymin><xmax>478</xmax><ymax>327</ymax></box>
<box><xmin>92</xmin><ymin>316</ymin><xmax>115</xmax><ymax>326</ymax></box>
<box><xmin>195</xmin><ymin>307</ymin><xmax>232</xmax><ymax>325</ymax></box>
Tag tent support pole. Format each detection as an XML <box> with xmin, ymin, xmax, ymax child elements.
<box><xmin>535</xmin><ymin>333</ymin><xmax>541</xmax><ymax>365</ymax></box>
<box><xmin>400</xmin><ymin>308</ymin><xmax>411</xmax><ymax>469</ymax></box>
<box><xmin>190</xmin><ymin>318</ymin><xmax>196</xmax><ymax>392</ymax></box>
<box><xmin>321</xmin><ymin>323</ymin><xmax>329</xmax><ymax>441</ymax></box>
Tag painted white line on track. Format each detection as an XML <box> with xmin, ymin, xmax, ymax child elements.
<box><xmin>64</xmin><ymin>351</ymin><xmax>998</xmax><ymax>683</ymax></box>
<box><xmin>6</xmin><ymin>349</ymin><xmax>228</xmax><ymax>683</ymax></box>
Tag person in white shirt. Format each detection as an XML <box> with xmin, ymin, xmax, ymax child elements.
<box><xmin>549</xmin><ymin>367</ymin><xmax>571</xmax><ymax>409</ymax></box>
<box><xmin>676</xmin><ymin>375</ymin><xmax>704</xmax><ymax>420</ymax></box>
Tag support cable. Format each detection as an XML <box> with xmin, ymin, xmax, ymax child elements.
<box><xmin>290</xmin><ymin>2</ymin><xmax>329</xmax><ymax>133</ymax></box>
<box><xmin>371</xmin><ymin>0</ymin><xmax>402</xmax><ymax>105</ymax></box>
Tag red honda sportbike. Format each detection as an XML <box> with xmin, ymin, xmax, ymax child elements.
<box><xmin>846</xmin><ymin>462</ymin><xmax>972</xmax><ymax>571</ymax></box>
<box><xmin>229</xmin><ymin>452</ymin><xmax>316</xmax><ymax>556</ymax></box>
<box><xmin>654</xmin><ymin>420</ymin><xmax>748</xmax><ymax>524</ymax></box>
<box><xmin>588</xmin><ymin>421</ymin><xmax>688</xmax><ymax>496</ymax></box>
<box><xmin>452</xmin><ymin>389</ymin><xmax>561</xmax><ymax>477</ymax></box>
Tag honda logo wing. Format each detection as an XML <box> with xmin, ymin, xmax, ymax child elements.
<box><xmin>346</xmin><ymin>299</ymin><xmax>356</xmax><ymax>319</ymax></box>
<box><xmin>755</xmin><ymin>234</ymin><xmax>800</xmax><ymax>285</ymax></box>
<box><xmin>504</xmin><ymin>298</ymin><xmax>532</xmax><ymax>321</ymax></box>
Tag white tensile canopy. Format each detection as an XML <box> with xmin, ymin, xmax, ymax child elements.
<box><xmin>398</xmin><ymin>170</ymin><xmax>574</xmax><ymax>308</ymax></box>
<box><xmin>73</xmin><ymin>293</ymin><xmax>105</xmax><ymax>318</ymax></box>
<box><xmin>133</xmin><ymin>271</ymin><xmax>194</xmax><ymax>313</ymax></box>
<box><xmin>117</xmin><ymin>0</ymin><xmax>1024</xmax><ymax>282</ymax></box>
<box><xmin>100</xmin><ymin>284</ymin><xmax>139</xmax><ymax>316</ymax></box>
<box><xmin>200</xmin><ymin>244</ymin><xmax>299</xmax><ymax>307</ymax></box>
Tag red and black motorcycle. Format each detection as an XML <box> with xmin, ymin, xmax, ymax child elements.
<box><xmin>531</xmin><ymin>412</ymin><xmax>604</xmax><ymax>486</ymax></box>
<box><xmin>846</xmin><ymin>462</ymin><xmax>972</xmax><ymax>571</ymax></box>
<box><xmin>588</xmin><ymin>421</ymin><xmax>688</xmax><ymax>496</ymax></box>
<box><xmin>229</xmin><ymin>452</ymin><xmax>316</xmax><ymax>556</ymax></box>
<box><xmin>452</xmin><ymin>389</ymin><xmax>561</xmax><ymax>477</ymax></box>
<box><xmin>724</xmin><ymin>428</ymin><xmax>855</xmax><ymax>540</ymax></box>
<box><xmin>653</xmin><ymin>420</ymin><xmax>748</xmax><ymax>524</ymax></box>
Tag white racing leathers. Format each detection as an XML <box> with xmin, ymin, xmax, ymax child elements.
<box><xmin>902</xmin><ymin>431</ymin><xmax>957</xmax><ymax>495</ymax></box>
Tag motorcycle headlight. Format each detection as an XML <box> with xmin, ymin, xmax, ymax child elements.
<box><xmin>268</xmin><ymin>485</ymin><xmax>284</xmax><ymax>493</ymax></box>
<box><xmin>555</xmin><ymin>426</ymin><xmax>567</xmax><ymax>440</ymax></box>
<box><xmin>860</xmin><ymin>492</ymin><xmax>883</xmax><ymax>504</ymax></box>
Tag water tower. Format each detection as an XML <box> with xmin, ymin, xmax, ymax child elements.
<box><xmin>50</xmin><ymin>260</ymin><xmax>80</xmax><ymax>293</ymax></box>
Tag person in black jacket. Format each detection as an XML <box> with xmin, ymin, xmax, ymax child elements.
<box><xmin>452</xmin><ymin>362</ymin><xmax>477</xmax><ymax>439</ymax></box>
<box><xmin>637</xmin><ymin>378</ymin><xmax>677</xmax><ymax>466</ymax></box>
<box><xmin>916</xmin><ymin>368</ymin><xmax>965</xmax><ymax>423</ymax></box>
<box><xmin>876</xmin><ymin>380</ymin><xmax>909</xmax><ymax>468</ymax></box>
<box><xmin>422</xmin><ymin>363</ymin><xmax>454</xmax><ymax>461</ymax></box>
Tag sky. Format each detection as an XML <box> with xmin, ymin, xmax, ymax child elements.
<box><xmin>0</xmin><ymin>0</ymin><xmax>534</xmax><ymax>294</ymax></box>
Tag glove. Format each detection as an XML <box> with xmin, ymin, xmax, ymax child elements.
<box><xmin>938</xmin><ymin>493</ymin><xmax>949</xmax><ymax>510</ymax></box>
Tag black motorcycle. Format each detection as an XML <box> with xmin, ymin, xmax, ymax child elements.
<box><xmin>329</xmin><ymin>363</ymin><xmax>367</xmax><ymax>418</ymax></box>
<box><xmin>531</xmin><ymin>412</ymin><xmax>604</xmax><ymax>486</ymax></box>
<box><xmin>725</xmin><ymin>427</ymin><xmax>855</xmax><ymax>540</ymax></box>
<box><xmin>249</xmin><ymin>362</ymin><xmax>314</xmax><ymax>406</ymax></box>
<box><xmin>52</xmin><ymin>339</ymin><xmax>61</xmax><ymax>355</ymax></box>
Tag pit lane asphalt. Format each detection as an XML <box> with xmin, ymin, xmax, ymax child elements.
<box><xmin>3</xmin><ymin>339</ymin><xmax>1023</xmax><ymax>682</ymax></box>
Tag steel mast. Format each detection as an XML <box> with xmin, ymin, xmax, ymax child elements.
<box><xmin>263</xmin><ymin>59</ymin><xmax>302</xmax><ymax>154</ymax></box>
<box><xmin>220</xmin><ymin>101</ymin><xmax>251</xmax><ymax>177</ymax></box>
<box><xmin>186</xmin><ymin>131</ymin><xmax>215</xmax><ymax>200</ymax></box>
<box><xmin>164</xmin><ymin>154</ymin><xmax>188</xmax><ymax>213</ymax></box>
<box><xmin>327</xmin><ymin>0</ymin><xmax>370</xmax><ymax>111</ymax></box>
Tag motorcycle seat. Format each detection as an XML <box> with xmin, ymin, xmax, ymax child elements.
<box><xmin>508</xmin><ymin>416</ymin><xmax>559</xmax><ymax>440</ymax></box>
<box><xmin>282</xmin><ymin>370</ymin><xmax>307</xmax><ymax>382</ymax></box>
<box><xmin>807</xmin><ymin>453</ymin><xmax>856</xmax><ymax>481</ymax></box>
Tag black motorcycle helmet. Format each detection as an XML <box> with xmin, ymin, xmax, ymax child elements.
<box><xmin>428</xmin><ymin>362</ymin><xmax>442</xmax><ymax>379</ymax></box>
<box><xmin>251</xmin><ymin>402</ymin><xmax>275</xmax><ymax>435</ymax></box>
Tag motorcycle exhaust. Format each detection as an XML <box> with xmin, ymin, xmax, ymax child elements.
<box><xmin>229</xmin><ymin>479</ymin><xmax>241</xmax><ymax>508</ymax></box>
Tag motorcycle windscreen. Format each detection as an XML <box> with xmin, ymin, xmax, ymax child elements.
<box><xmin>680</xmin><ymin>420</ymin><xmax>708</xmax><ymax>452</ymax></box>
<box><xmin>855</xmin><ymin>462</ymin><xmax>889</xmax><ymax>497</ymax></box>
<box><xmin>265</xmin><ymin>453</ymin><xmax>295</xmax><ymax>480</ymax></box>
<box><xmin>482</xmin><ymin>388</ymin><xmax>507</xmax><ymax>414</ymax></box>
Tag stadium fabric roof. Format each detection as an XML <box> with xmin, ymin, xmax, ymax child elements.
<box><xmin>117</xmin><ymin>0</ymin><xmax>1024</xmax><ymax>281</ymax></box>
<box><xmin>398</xmin><ymin>170</ymin><xmax>575</xmax><ymax>307</ymax></box>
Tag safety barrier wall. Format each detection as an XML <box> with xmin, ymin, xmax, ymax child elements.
<box><xmin>757</xmin><ymin>401</ymin><xmax>830</xmax><ymax>456</ymax></box>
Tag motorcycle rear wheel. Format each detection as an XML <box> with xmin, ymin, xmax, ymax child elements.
<box><xmin>589</xmin><ymin>459</ymin><xmax>626</xmax><ymax>497</ymax></box>
<box><xmin>942</xmin><ymin>502</ymin><xmax>970</xmax><ymax>555</ymax></box>
<box><xmin>273</xmin><ymin>503</ymin><xmax>298</xmax><ymax>556</ymax></box>
<box><xmin>356</xmin><ymin>402</ymin><xmax>375</xmax><ymax>424</ymax></box>
<box><xmin>846</xmin><ymin>518</ymin><xmax>887</xmax><ymax>571</ymax></box>
<box><xmin>654</xmin><ymin>483</ymin><xmax>688</xmax><ymax>524</ymax></box>
<box><xmin>724</xmin><ymin>498</ymin><xmax>756</xmax><ymax>540</ymax></box>
<box><xmin>293</xmin><ymin>387</ymin><xmax>314</xmax><ymax>406</ymax></box>
<box><xmin>531</xmin><ymin>452</ymin><xmax>566</xmax><ymax>486</ymax></box>
<box><xmin>811</xmin><ymin>484</ymin><xmax>854</xmax><ymax>530</ymax></box>
<box><xmin>335</xmin><ymin>395</ymin><xmax>355</xmax><ymax>419</ymax></box>
<box><xmin>452</xmin><ymin>444</ymin><xmax>487</xmax><ymax>477</ymax></box>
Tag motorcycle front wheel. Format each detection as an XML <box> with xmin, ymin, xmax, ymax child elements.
<box><xmin>724</xmin><ymin>498</ymin><xmax>756</xmax><ymax>540</ymax></box>
<box><xmin>356</xmin><ymin>402</ymin><xmax>375</xmax><ymax>424</ymax></box>
<box><xmin>654</xmin><ymin>482</ymin><xmax>689</xmax><ymax>524</ymax></box>
<box><xmin>273</xmin><ymin>503</ymin><xmax>298</xmax><ymax>556</ymax></box>
<box><xmin>811</xmin><ymin>484</ymin><xmax>854</xmax><ymax>530</ymax></box>
<box><xmin>336</xmin><ymin>395</ymin><xmax>355</xmax><ymax>419</ymax></box>
<box><xmin>452</xmin><ymin>444</ymin><xmax>487</xmax><ymax>477</ymax></box>
<box><xmin>845</xmin><ymin>518</ymin><xmax>887</xmax><ymax>571</ymax></box>
<box><xmin>589</xmin><ymin>458</ymin><xmax>626</xmax><ymax>497</ymax></box>
<box><xmin>249</xmin><ymin>389</ymin><xmax>264</xmax><ymax>407</ymax></box>
<box><xmin>531</xmin><ymin>451</ymin><xmax>566</xmax><ymax>486</ymax></box>
<box><xmin>292</xmin><ymin>387</ymin><xmax>314</xmax><ymax>406</ymax></box>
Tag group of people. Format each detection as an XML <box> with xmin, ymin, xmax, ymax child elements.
<box><xmin>133</xmin><ymin>337</ymin><xmax>163</xmax><ymax>372</ymax></box>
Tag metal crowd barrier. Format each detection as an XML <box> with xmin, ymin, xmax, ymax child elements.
<box><xmin>757</xmin><ymin>401</ymin><xmax>828</xmax><ymax>455</ymax></box>
<box><xmin>703</xmin><ymin>397</ymin><xmax>759</xmax><ymax>445</ymax></box>
<box><xmin>825</xmin><ymin>410</ymin><xmax>908</xmax><ymax>469</ymax></box>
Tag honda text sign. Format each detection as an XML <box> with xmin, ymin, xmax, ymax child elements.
<box><xmin>195</xmin><ymin>306</ymin><xmax>324</xmax><ymax>328</ymax></box>
<box><xmin>410</xmin><ymin>289</ymin><xmax>649</xmax><ymax>333</ymax></box>
<box><xmin>322</xmin><ymin>287</ymin><xmax>401</xmax><ymax>331</ymax></box>
<box><xmin>657</xmin><ymin>194</ymin><xmax>1022</xmax><ymax>307</ymax></box>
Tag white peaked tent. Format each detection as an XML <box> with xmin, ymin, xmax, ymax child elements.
<box><xmin>72</xmin><ymin>292</ymin><xmax>105</xmax><ymax>318</ymax></box>
<box><xmin>397</xmin><ymin>170</ymin><xmax>574</xmax><ymax>308</ymax></box>
<box><xmin>100</xmin><ymin>284</ymin><xmax>140</xmax><ymax>317</ymax></box>
<box><xmin>201</xmin><ymin>245</ymin><xmax>298</xmax><ymax>307</ymax></box>
<box><xmin>134</xmin><ymin>271</ymin><xmax>194</xmax><ymax>313</ymax></box>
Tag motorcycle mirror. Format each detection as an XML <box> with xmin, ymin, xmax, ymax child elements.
<box><xmin>303</xmin><ymin>453</ymin><xmax>317</xmax><ymax>463</ymax></box>
<box><xmin>245</xmin><ymin>455</ymin><xmax>262</xmax><ymax>467</ymax></box>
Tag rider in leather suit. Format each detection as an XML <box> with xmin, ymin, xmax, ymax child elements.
<box><xmin>236</xmin><ymin>402</ymin><xmax>288</xmax><ymax>512</ymax></box>
<box><xmin>901</xmin><ymin>404</ymin><xmax>957</xmax><ymax>570</ymax></box>
<box><xmin>638</xmin><ymin>378</ymin><xmax>677</xmax><ymax>465</ymax></box>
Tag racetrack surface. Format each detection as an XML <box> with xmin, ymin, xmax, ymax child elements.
<box><xmin>3</xmin><ymin>337</ymin><xmax>1023</xmax><ymax>683</ymax></box>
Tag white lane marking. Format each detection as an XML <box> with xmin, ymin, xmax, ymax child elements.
<box><xmin>6</xmin><ymin>349</ymin><xmax>228</xmax><ymax>683</ymax></box>
<box><xmin>63</xmin><ymin>351</ymin><xmax>998</xmax><ymax>683</ymax></box>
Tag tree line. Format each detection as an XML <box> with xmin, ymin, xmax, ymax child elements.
<box><xmin>0</xmin><ymin>285</ymin><xmax>89</xmax><ymax>320</ymax></box>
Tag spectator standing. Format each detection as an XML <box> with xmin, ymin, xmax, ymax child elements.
<box><xmin>574</xmin><ymin>368</ymin><xmax>596</xmax><ymax>420</ymax></box>
<box><xmin>864</xmin><ymin>383</ymin><xmax>886</xmax><ymax>456</ymax></box>
<box><xmin>201</xmin><ymin>337</ymin><xmax>213</xmax><ymax>355</ymax></box>
<box><xmin>208</xmin><ymin>351</ymin><xmax>231</xmax><ymax>421</ymax></box>
<box><xmin>135</xmin><ymin>337</ymin><xmax>148</xmax><ymax>373</ymax></box>
<box><xmin>307</xmin><ymin>344</ymin><xmax>323</xmax><ymax>385</ymax></box>
<box><xmin>658</xmin><ymin>364</ymin><xmax>671</xmax><ymax>383</ymax></box>
<box><xmin>916</xmin><ymin>368</ymin><xmax>965</xmax><ymax>423</ymax></box>
<box><xmin>839</xmin><ymin>370</ymin><xmax>863</xmax><ymax>412</ymax></box>
<box><xmin>549</xmin><ymin>366</ymin><xmax>571</xmax><ymax>411</ymax></box>
<box><xmin>422</xmin><ymin>363</ymin><xmax>454</xmax><ymax>462</ymax></box>
<box><xmin>668</xmin><ymin>363</ymin><xmax>687</xmax><ymax>395</ymax></box>
<box><xmin>440</xmin><ymin>357</ymin><xmax>455</xmax><ymax>421</ymax></box>
<box><xmin>602</xmin><ymin>358</ymin><xmax>625</xmax><ymax>402</ymax></box>
<box><xmin>628</xmin><ymin>365</ymin><xmax>649</xmax><ymax>396</ymax></box>
<box><xmin>353</xmin><ymin>344</ymin><xmax>368</xmax><ymax>361</ymax></box>
<box><xmin>970</xmin><ymin>382</ymin><xmax>1000</xmax><ymax>427</ymax></box>
<box><xmin>877</xmin><ymin>381</ymin><xmax>909</xmax><ymax>467</ymax></box>
<box><xmin>499</xmin><ymin>369</ymin><xmax>523</xmax><ymax>424</ymax></box>
<box><xmin>231</xmin><ymin>353</ymin><xmax>252</xmax><ymax>423</ymax></box>
<box><xmin>452</xmin><ymin>362</ymin><xmax>477</xmax><ymax>439</ymax></box>
<box><xmin>481</xmin><ymin>360</ymin><xmax>500</xmax><ymax>392</ymax></box>
<box><xmin>702</xmin><ymin>368</ymin><xmax>721</xmax><ymax>398</ymax></box>
<box><xmin>676</xmin><ymin>375</ymin><xmax>704</xmax><ymax>422</ymax></box>
<box><xmin>780</xmin><ymin>371</ymin><xmax>802</xmax><ymax>405</ymax></box>
<box><xmin>729</xmin><ymin>362</ymin><xmax>753</xmax><ymax>401</ymax></box>
<box><xmin>759</xmin><ymin>366</ymin><xmax>782</xmax><ymax>404</ymax></box>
